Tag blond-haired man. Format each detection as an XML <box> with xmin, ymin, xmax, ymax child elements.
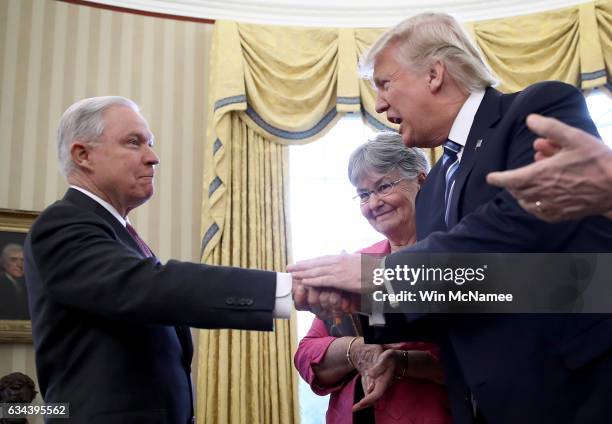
<box><xmin>291</xmin><ymin>13</ymin><xmax>612</xmax><ymax>424</ymax></box>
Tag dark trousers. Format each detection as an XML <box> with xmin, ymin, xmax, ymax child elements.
<box><xmin>353</xmin><ymin>377</ymin><xmax>375</xmax><ymax>424</ymax></box>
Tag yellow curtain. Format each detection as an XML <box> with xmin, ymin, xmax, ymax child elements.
<box><xmin>197</xmin><ymin>22</ymin><xmax>299</xmax><ymax>424</ymax></box>
<box><xmin>198</xmin><ymin>3</ymin><xmax>612</xmax><ymax>422</ymax></box>
<box><xmin>596</xmin><ymin>0</ymin><xmax>612</xmax><ymax>81</ymax></box>
<box><xmin>197</xmin><ymin>115</ymin><xmax>298</xmax><ymax>424</ymax></box>
<box><xmin>354</xmin><ymin>1</ymin><xmax>611</xmax><ymax>161</ymax></box>
<box><xmin>470</xmin><ymin>2</ymin><xmax>607</xmax><ymax>92</ymax></box>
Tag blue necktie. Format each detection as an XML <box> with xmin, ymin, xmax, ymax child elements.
<box><xmin>442</xmin><ymin>139</ymin><xmax>462</xmax><ymax>225</ymax></box>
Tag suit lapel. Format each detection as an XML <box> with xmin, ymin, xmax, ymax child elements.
<box><xmin>64</xmin><ymin>189</ymin><xmax>193</xmax><ymax>364</ymax></box>
<box><xmin>64</xmin><ymin>188</ymin><xmax>143</xmax><ymax>255</ymax></box>
<box><xmin>446</xmin><ymin>88</ymin><xmax>502</xmax><ymax>228</ymax></box>
<box><xmin>416</xmin><ymin>161</ymin><xmax>447</xmax><ymax>239</ymax></box>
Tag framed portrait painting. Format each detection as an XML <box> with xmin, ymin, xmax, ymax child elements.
<box><xmin>0</xmin><ymin>208</ymin><xmax>38</xmax><ymax>343</ymax></box>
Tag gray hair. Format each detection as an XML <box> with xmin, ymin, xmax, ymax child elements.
<box><xmin>1</xmin><ymin>243</ymin><xmax>23</xmax><ymax>263</ymax></box>
<box><xmin>348</xmin><ymin>132</ymin><xmax>430</xmax><ymax>185</ymax></box>
<box><xmin>360</xmin><ymin>12</ymin><xmax>497</xmax><ymax>93</ymax></box>
<box><xmin>57</xmin><ymin>96</ymin><xmax>140</xmax><ymax>177</ymax></box>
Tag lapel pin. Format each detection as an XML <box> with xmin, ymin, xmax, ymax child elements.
<box><xmin>475</xmin><ymin>139</ymin><xmax>483</xmax><ymax>149</ymax></box>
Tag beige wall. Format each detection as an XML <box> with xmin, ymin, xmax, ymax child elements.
<box><xmin>0</xmin><ymin>0</ymin><xmax>213</xmax><ymax>411</ymax></box>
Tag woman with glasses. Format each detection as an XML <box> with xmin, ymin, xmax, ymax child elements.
<box><xmin>294</xmin><ymin>132</ymin><xmax>451</xmax><ymax>424</ymax></box>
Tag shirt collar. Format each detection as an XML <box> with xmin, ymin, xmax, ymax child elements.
<box><xmin>447</xmin><ymin>89</ymin><xmax>486</xmax><ymax>148</ymax></box>
<box><xmin>69</xmin><ymin>185</ymin><xmax>129</xmax><ymax>227</ymax></box>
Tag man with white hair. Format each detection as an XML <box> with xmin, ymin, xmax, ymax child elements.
<box><xmin>290</xmin><ymin>12</ymin><xmax>612</xmax><ymax>424</ymax></box>
<box><xmin>0</xmin><ymin>243</ymin><xmax>29</xmax><ymax>319</ymax></box>
<box><xmin>24</xmin><ymin>96</ymin><xmax>292</xmax><ymax>424</ymax></box>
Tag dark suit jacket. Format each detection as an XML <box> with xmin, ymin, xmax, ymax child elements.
<box><xmin>24</xmin><ymin>188</ymin><xmax>277</xmax><ymax>424</ymax></box>
<box><xmin>367</xmin><ymin>82</ymin><xmax>612</xmax><ymax>424</ymax></box>
<box><xmin>0</xmin><ymin>274</ymin><xmax>30</xmax><ymax>320</ymax></box>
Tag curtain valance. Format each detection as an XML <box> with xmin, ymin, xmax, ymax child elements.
<box><xmin>202</xmin><ymin>0</ymin><xmax>612</xmax><ymax>262</ymax></box>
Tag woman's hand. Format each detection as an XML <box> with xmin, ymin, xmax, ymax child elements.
<box><xmin>349</xmin><ymin>340</ymin><xmax>384</xmax><ymax>395</ymax></box>
<box><xmin>352</xmin><ymin>348</ymin><xmax>446</xmax><ymax>411</ymax></box>
<box><xmin>352</xmin><ymin>349</ymin><xmax>400</xmax><ymax>412</ymax></box>
<box><xmin>381</xmin><ymin>345</ymin><xmax>445</xmax><ymax>384</ymax></box>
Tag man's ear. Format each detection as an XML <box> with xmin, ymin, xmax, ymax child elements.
<box><xmin>70</xmin><ymin>142</ymin><xmax>94</xmax><ymax>172</ymax></box>
<box><xmin>427</xmin><ymin>60</ymin><xmax>445</xmax><ymax>93</ymax></box>
<box><xmin>417</xmin><ymin>171</ymin><xmax>427</xmax><ymax>188</ymax></box>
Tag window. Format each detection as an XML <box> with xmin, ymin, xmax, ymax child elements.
<box><xmin>586</xmin><ymin>88</ymin><xmax>612</xmax><ymax>146</ymax></box>
<box><xmin>289</xmin><ymin>113</ymin><xmax>378</xmax><ymax>424</ymax></box>
<box><xmin>289</xmin><ymin>89</ymin><xmax>612</xmax><ymax>424</ymax></box>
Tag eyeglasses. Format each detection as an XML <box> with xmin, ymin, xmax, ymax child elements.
<box><xmin>353</xmin><ymin>178</ymin><xmax>405</xmax><ymax>204</ymax></box>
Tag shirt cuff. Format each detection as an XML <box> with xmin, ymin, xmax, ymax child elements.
<box><xmin>273</xmin><ymin>272</ymin><xmax>292</xmax><ymax>319</ymax></box>
<box><xmin>369</xmin><ymin>311</ymin><xmax>386</xmax><ymax>326</ymax></box>
<box><xmin>368</xmin><ymin>256</ymin><xmax>388</xmax><ymax>326</ymax></box>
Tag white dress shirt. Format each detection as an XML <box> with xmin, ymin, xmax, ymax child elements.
<box><xmin>447</xmin><ymin>89</ymin><xmax>486</xmax><ymax>162</ymax></box>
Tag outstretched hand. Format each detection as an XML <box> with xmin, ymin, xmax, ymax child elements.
<box><xmin>487</xmin><ymin>114</ymin><xmax>612</xmax><ymax>222</ymax></box>
<box><xmin>288</xmin><ymin>252</ymin><xmax>363</xmax><ymax>293</ymax></box>
<box><xmin>292</xmin><ymin>278</ymin><xmax>359</xmax><ymax>319</ymax></box>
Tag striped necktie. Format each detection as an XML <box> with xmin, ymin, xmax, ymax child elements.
<box><xmin>442</xmin><ymin>139</ymin><xmax>462</xmax><ymax>225</ymax></box>
<box><xmin>125</xmin><ymin>223</ymin><xmax>154</xmax><ymax>258</ymax></box>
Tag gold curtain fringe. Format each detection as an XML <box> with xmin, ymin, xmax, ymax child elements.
<box><xmin>580</xmin><ymin>2</ymin><xmax>607</xmax><ymax>89</ymax></box>
<box><xmin>198</xmin><ymin>115</ymin><xmax>298</xmax><ymax>424</ymax></box>
<box><xmin>596</xmin><ymin>0</ymin><xmax>612</xmax><ymax>82</ymax></box>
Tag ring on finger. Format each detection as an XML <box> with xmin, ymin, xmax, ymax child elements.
<box><xmin>535</xmin><ymin>200</ymin><xmax>543</xmax><ymax>212</ymax></box>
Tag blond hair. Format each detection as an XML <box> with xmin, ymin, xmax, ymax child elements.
<box><xmin>360</xmin><ymin>13</ymin><xmax>497</xmax><ymax>92</ymax></box>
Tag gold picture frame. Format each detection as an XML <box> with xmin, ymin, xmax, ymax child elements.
<box><xmin>0</xmin><ymin>208</ymin><xmax>39</xmax><ymax>343</ymax></box>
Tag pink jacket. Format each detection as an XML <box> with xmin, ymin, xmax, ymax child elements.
<box><xmin>294</xmin><ymin>240</ymin><xmax>452</xmax><ymax>424</ymax></box>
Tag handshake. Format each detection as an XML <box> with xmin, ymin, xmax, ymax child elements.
<box><xmin>288</xmin><ymin>252</ymin><xmax>368</xmax><ymax>319</ymax></box>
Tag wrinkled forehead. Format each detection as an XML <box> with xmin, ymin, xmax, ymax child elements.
<box><xmin>371</xmin><ymin>46</ymin><xmax>414</xmax><ymax>88</ymax></box>
<box><xmin>354</xmin><ymin>168</ymin><xmax>403</xmax><ymax>190</ymax></box>
<box><xmin>372</xmin><ymin>46</ymin><xmax>397</xmax><ymax>75</ymax></box>
<box><xmin>102</xmin><ymin>105</ymin><xmax>154</xmax><ymax>141</ymax></box>
<box><xmin>373</xmin><ymin>39</ymin><xmax>411</xmax><ymax>67</ymax></box>
<box><xmin>8</xmin><ymin>252</ymin><xmax>23</xmax><ymax>259</ymax></box>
